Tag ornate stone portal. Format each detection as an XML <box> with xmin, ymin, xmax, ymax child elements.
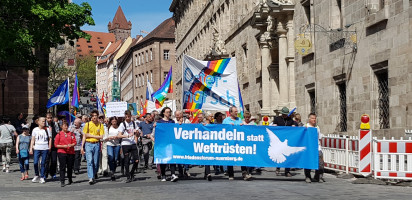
<box><xmin>252</xmin><ymin>0</ymin><xmax>296</xmax><ymax>116</ymax></box>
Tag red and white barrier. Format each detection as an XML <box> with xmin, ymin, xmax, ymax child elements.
<box><xmin>373</xmin><ymin>137</ymin><xmax>412</xmax><ymax>180</ymax></box>
<box><xmin>359</xmin><ymin>129</ymin><xmax>372</xmax><ymax>175</ymax></box>
<box><xmin>322</xmin><ymin>134</ymin><xmax>361</xmax><ymax>174</ymax></box>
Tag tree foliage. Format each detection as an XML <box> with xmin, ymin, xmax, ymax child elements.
<box><xmin>77</xmin><ymin>55</ymin><xmax>96</xmax><ymax>90</ymax></box>
<box><xmin>48</xmin><ymin>42</ymin><xmax>76</xmax><ymax>97</ymax></box>
<box><xmin>0</xmin><ymin>0</ymin><xmax>95</xmax><ymax>70</ymax></box>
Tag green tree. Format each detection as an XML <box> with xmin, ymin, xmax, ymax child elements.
<box><xmin>77</xmin><ymin>55</ymin><xmax>96</xmax><ymax>90</ymax></box>
<box><xmin>0</xmin><ymin>0</ymin><xmax>95</xmax><ymax>70</ymax></box>
<box><xmin>48</xmin><ymin>41</ymin><xmax>76</xmax><ymax>97</ymax></box>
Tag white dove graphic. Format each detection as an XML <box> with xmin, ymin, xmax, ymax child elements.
<box><xmin>267</xmin><ymin>128</ymin><xmax>306</xmax><ymax>163</ymax></box>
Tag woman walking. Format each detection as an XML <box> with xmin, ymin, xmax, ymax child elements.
<box><xmin>104</xmin><ymin>117</ymin><xmax>120</xmax><ymax>181</ymax></box>
<box><xmin>54</xmin><ymin>122</ymin><xmax>76</xmax><ymax>187</ymax></box>
<box><xmin>156</xmin><ymin>107</ymin><xmax>178</xmax><ymax>182</ymax></box>
<box><xmin>16</xmin><ymin>125</ymin><xmax>31</xmax><ymax>180</ymax></box>
<box><xmin>30</xmin><ymin>117</ymin><xmax>52</xmax><ymax>184</ymax></box>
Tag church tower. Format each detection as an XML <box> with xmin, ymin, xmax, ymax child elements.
<box><xmin>108</xmin><ymin>6</ymin><xmax>132</xmax><ymax>41</ymax></box>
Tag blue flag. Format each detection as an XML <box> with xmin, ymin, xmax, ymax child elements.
<box><xmin>154</xmin><ymin>124</ymin><xmax>319</xmax><ymax>169</ymax></box>
<box><xmin>96</xmin><ymin>94</ymin><xmax>105</xmax><ymax>116</ymax></box>
<box><xmin>47</xmin><ymin>79</ymin><xmax>69</xmax><ymax>108</ymax></box>
<box><xmin>146</xmin><ymin>80</ymin><xmax>154</xmax><ymax>101</ymax></box>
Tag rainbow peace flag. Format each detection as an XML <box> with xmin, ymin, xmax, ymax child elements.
<box><xmin>183</xmin><ymin>58</ymin><xmax>231</xmax><ymax>110</ymax></box>
<box><xmin>152</xmin><ymin>66</ymin><xmax>173</xmax><ymax>108</ymax></box>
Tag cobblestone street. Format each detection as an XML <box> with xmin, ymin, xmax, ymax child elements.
<box><xmin>0</xmin><ymin>158</ymin><xmax>411</xmax><ymax>199</ymax></box>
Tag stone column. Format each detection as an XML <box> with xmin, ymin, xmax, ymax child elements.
<box><xmin>259</xmin><ymin>32</ymin><xmax>272</xmax><ymax>116</ymax></box>
<box><xmin>277</xmin><ymin>18</ymin><xmax>288</xmax><ymax>107</ymax></box>
<box><xmin>286</xmin><ymin>14</ymin><xmax>296</xmax><ymax>108</ymax></box>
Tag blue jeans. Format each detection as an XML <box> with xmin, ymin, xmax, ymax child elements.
<box><xmin>18</xmin><ymin>154</ymin><xmax>29</xmax><ymax>173</ymax></box>
<box><xmin>85</xmin><ymin>142</ymin><xmax>100</xmax><ymax>179</ymax></box>
<box><xmin>107</xmin><ymin>145</ymin><xmax>120</xmax><ymax>173</ymax></box>
<box><xmin>33</xmin><ymin>150</ymin><xmax>48</xmax><ymax>178</ymax></box>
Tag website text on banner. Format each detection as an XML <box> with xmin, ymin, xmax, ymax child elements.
<box><xmin>154</xmin><ymin>124</ymin><xmax>319</xmax><ymax>169</ymax></box>
<box><xmin>182</xmin><ymin>55</ymin><xmax>242</xmax><ymax>111</ymax></box>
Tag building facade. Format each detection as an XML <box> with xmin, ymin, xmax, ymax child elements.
<box><xmin>170</xmin><ymin>0</ymin><xmax>296</xmax><ymax>117</ymax></box>
<box><xmin>118</xmin><ymin>18</ymin><xmax>176</xmax><ymax>108</ymax></box>
<box><xmin>293</xmin><ymin>0</ymin><xmax>412</xmax><ymax>138</ymax></box>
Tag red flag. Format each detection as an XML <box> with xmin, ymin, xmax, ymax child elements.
<box><xmin>101</xmin><ymin>92</ymin><xmax>105</xmax><ymax>106</ymax></box>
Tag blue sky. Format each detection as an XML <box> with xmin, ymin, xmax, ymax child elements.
<box><xmin>73</xmin><ymin>0</ymin><xmax>173</xmax><ymax>37</ymax></box>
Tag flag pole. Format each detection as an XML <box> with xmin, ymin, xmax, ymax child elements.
<box><xmin>68</xmin><ymin>77</ymin><xmax>72</xmax><ymax>125</ymax></box>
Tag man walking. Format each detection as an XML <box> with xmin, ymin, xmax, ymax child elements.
<box><xmin>271</xmin><ymin>107</ymin><xmax>297</xmax><ymax>177</ymax></box>
<box><xmin>81</xmin><ymin>110</ymin><xmax>104</xmax><ymax>185</ymax></box>
<box><xmin>304</xmin><ymin>113</ymin><xmax>325</xmax><ymax>183</ymax></box>
<box><xmin>118</xmin><ymin>110</ymin><xmax>140</xmax><ymax>183</ymax></box>
<box><xmin>138</xmin><ymin>113</ymin><xmax>154</xmax><ymax>170</ymax></box>
<box><xmin>222</xmin><ymin>106</ymin><xmax>252</xmax><ymax>181</ymax></box>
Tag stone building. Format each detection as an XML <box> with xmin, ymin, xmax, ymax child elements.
<box><xmin>293</xmin><ymin>0</ymin><xmax>412</xmax><ymax>138</ymax></box>
<box><xmin>108</xmin><ymin>6</ymin><xmax>132</xmax><ymax>42</ymax></box>
<box><xmin>118</xmin><ymin>18</ymin><xmax>176</xmax><ymax>107</ymax></box>
<box><xmin>170</xmin><ymin>0</ymin><xmax>296</xmax><ymax>117</ymax></box>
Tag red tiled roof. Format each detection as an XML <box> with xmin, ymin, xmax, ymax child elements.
<box><xmin>96</xmin><ymin>40</ymin><xmax>123</xmax><ymax>65</ymax></box>
<box><xmin>76</xmin><ymin>31</ymin><xmax>115</xmax><ymax>57</ymax></box>
<box><xmin>108</xmin><ymin>6</ymin><xmax>132</xmax><ymax>31</ymax></box>
<box><xmin>138</xmin><ymin>18</ymin><xmax>175</xmax><ymax>45</ymax></box>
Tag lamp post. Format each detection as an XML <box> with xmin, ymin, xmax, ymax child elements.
<box><xmin>0</xmin><ymin>66</ymin><xmax>8</xmax><ymax>116</ymax></box>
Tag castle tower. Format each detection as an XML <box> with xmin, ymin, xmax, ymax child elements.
<box><xmin>108</xmin><ymin>6</ymin><xmax>132</xmax><ymax>41</ymax></box>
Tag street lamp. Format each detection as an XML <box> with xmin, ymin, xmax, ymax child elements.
<box><xmin>0</xmin><ymin>66</ymin><xmax>8</xmax><ymax>116</ymax></box>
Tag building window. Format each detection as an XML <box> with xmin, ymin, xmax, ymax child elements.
<box><xmin>146</xmin><ymin>50</ymin><xmax>148</xmax><ymax>62</ymax></box>
<box><xmin>77</xmin><ymin>49</ymin><xmax>82</xmax><ymax>52</ymax></box>
<box><xmin>308</xmin><ymin>90</ymin><xmax>316</xmax><ymax>114</ymax></box>
<box><xmin>376</xmin><ymin>69</ymin><xmax>389</xmax><ymax>129</ymax></box>
<box><xmin>150</xmin><ymin>48</ymin><xmax>153</xmax><ymax>61</ymax></box>
<box><xmin>142</xmin><ymin>74</ymin><xmax>145</xmax><ymax>86</ymax></box>
<box><xmin>135</xmin><ymin>75</ymin><xmax>138</xmax><ymax>88</ymax></box>
<box><xmin>164</xmin><ymin>71</ymin><xmax>168</xmax><ymax>80</ymax></box>
<box><xmin>146</xmin><ymin>72</ymin><xmax>149</xmax><ymax>84</ymax></box>
<box><xmin>302</xmin><ymin>0</ymin><xmax>311</xmax><ymax>24</ymax></box>
<box><xmin>88</xmin><ymin>46</ymin><xmax>92</xmax><ymax>48</ymax></box>
<box><xmin>138</xmin><ymin>75</ymin><xmax>141</xmax><ymax>87</ymax></box>
<box><xmin>150</xmin><ymin>70</ymin><xmax>153</xmax><ymax>83</ymax></box>
<box><xmin>98</xmin><ymin>42</ymin><xmax>102</xmax><ymax>44</ymax></box>
<box><xmin>138</xmin><ymin>54</ymin><xmax>141</xmax><ymax>65</ymax></box>
<box><xmin>163</xmin><ymin>50</ymin><xmax>170</xmax><ymax>60</ymax></box>
<box><xmin>242</xmin><ymin>44</ymin><xmax>247</xmax><ymax>73</ymax></box>
<box><xmin>330</xmin><ymin>0</ymin><xmax>342</xmax><ymax>29</ymax></box>
<box><xmin>337</xmin><ymin>82</ymin><xmax>347</xmax><ymax>132</ymax></box>
<box><xmin>87</xmin><ymin>40</ymin><xmax>91</xmax><ymax>43</ymax></box>
<box><xmin>67</xmin><ymin>59</ymin><xmax>75</xmax><ymax>66</ymax></box>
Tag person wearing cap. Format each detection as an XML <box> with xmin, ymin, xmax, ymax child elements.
<box><xmin>16</xmin><ymin>125</ymin><xmax>31</xmax><ymax>180</ymax></box>
<box><xmin>271</xmin><ymin>107</ymin><xmax>298</xmax><ymax>177</ymax></box>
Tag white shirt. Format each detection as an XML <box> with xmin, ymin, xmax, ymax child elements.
<box><xmin>104</xmin><ymin>126</ymin><xmax>120</xmax><ymax>146</ymax></box>
<box><xmin>32</xmin><ymin>127</ymin><xmax>52</xmax><ymax>150</ymax></box>
<box><xmin>305</xmin><ymin>123</ymin><xmax>323</xmax><ymax>151</ymax></box>
<box><xmin>118</xmin><ymin>121</ymin><xmax>138</xmax><ymax>145</ymax></box>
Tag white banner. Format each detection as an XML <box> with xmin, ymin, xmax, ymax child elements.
<box><xmin>182</xmin><ymin>55</ymin><xmax>241</xmax><ymax>111</ymax></box>
<box><xmin>146</xmin><ymin>100</ymin><xmax>176</xmax><ymax>114</ymax></box>
<box><xmin>106</xmin><ymin>101</ymin><xmax>128</xmax><ymax>117</ymax></box>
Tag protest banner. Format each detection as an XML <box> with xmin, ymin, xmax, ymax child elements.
<box><xmin>154</xmin><ymin>124</ymin><xmax>319</xmax><ymax>169</ymax></box>
<box><xmin>106</xmin><ymin>101</ymin><xmax>128</xmax><ymax>117</ymax></box>
<box><xmin>182</xmin><ymin>55</ymin><xmax>243</xmax><ymax>112</ymax></box>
